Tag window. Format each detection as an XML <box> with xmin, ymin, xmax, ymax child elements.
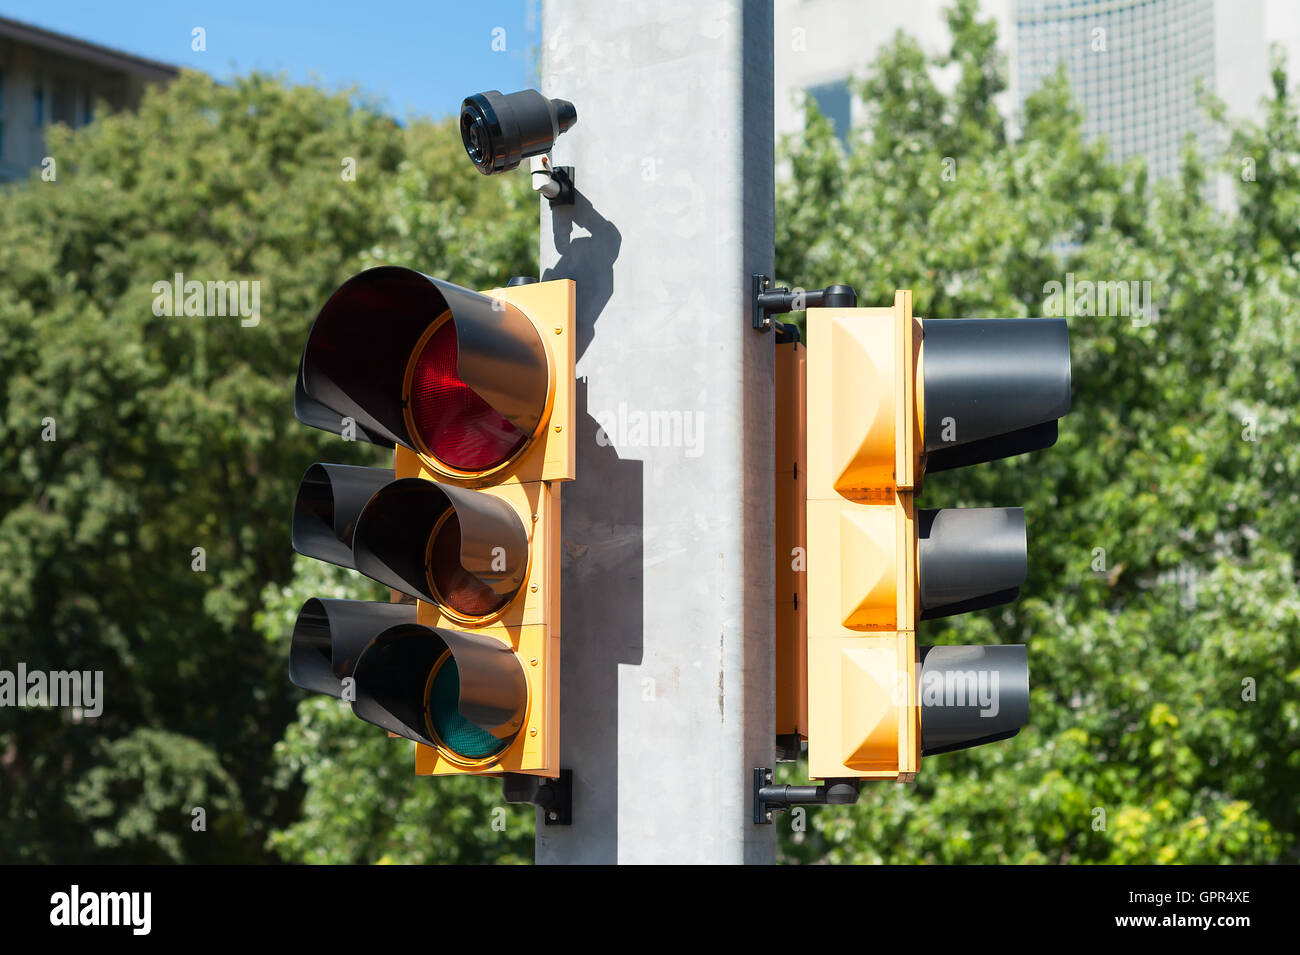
<box><xmin>806</xmin><ymin>79</ymin><xmax>851</xmax><ymax>143</ymax></box>
<box><xmin>33</xmin><ymin>84</ymin><xmax>44</xmax><ymax>125</ymax></box>
<box><xmin>52</xmin><ymin>78</ymin><xmax>74</xmax><ymax>126</ymax></box>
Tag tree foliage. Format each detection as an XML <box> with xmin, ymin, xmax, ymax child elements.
<box><xmin>0</xmin><ymin>70</ymin><xmax>533</xmax><ymax>862</ymax></box>
<box><xmin>775</xmin><ymin>0</ymin><xmax>1298</xmax><ymax>864</ymax></box>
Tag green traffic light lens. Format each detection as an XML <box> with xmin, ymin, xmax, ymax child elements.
<box><xmin>429</xmin><ymin>653</ymin><xmax>510</xmax><ymax>760</ymax></box>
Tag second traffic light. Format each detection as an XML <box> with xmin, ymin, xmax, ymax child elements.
<box><xmin>289</xmin><ymin>267</ymin><xmax>574</xmax><ymax>778</ymax></box>
<box><xmin>797</xmin><ymin>290</ymin><xmax>1070</xmax><ymax>781</ymax></box>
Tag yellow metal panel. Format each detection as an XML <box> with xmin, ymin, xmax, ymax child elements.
<box><xmin>894</xmin><ymin>290</ymin><xmax>920</xmax><ymax>492</ymax></box>
<box><xmin>494</xmin><ymin>279</ymin><xmax>576</xmax><ymax>484</ymax></box>
<box><xmin>839</xmin><ymin>642</ymin><xmax>898</xmax><ymax>772</ymax></box>
<box><xmin>837</xmin><ymin>507</ymin><xmax>897</xmax><ymax>628</ymax></box>
<box><xmin>896</xmin><ymin>488</ymin><xmax>918</xmax><ymax>632</ymax></box>
<box><xmin>806</xmin><ymin>631</ymin><xmax>919</xmax><ymax>780</ymax></box>
<box><xmin>804</xmin><ymin>294</ymin><xmax>923</xmax><ymax>781</ymax></box>
<box><xmin>807</xmin><ymin>307</ymin><xmax>897</xmax><ymax>499</ymax></box>
<box><xmin>806</xmin><ymin>494</ymin><xmax>913</xmax><ymax>633</ymax></box>
<box><xmin>895</xmin><ymin>629</ymin><xmax>920</xmax><ymax>780</ymax></box>
<box><xmin>774</xmin><ymin>340</ymin><xmax>807</xmax><ymax>738</ymax></box>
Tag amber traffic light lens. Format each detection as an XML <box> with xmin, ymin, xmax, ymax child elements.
<box><xmin>428</xmin><ymin>510</ymin><xmax>512</xmax><ymax>618</ymax></box>
<box><xmin>409</xmin><ymin>320</ymin><xmax>527</xmax><ymax>472</ymax></box>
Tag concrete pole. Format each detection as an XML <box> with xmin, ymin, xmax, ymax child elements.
<box><xmin>535</xmin><ymin>0</ymin><xmax>776</xmax><ymax>864</ymax></box>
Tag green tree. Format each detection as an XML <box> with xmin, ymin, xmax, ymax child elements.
<box><xmin>776</xmin><ymin>0</ymin><xmax>1298</xmax><ymax>864</ymax></box>
<box><xmin>0</xmin><ymin>70</ymin><xmax>533</xmax><ymax>862</ymax></box>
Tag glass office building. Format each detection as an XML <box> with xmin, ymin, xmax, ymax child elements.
<box><xmin>1015</xmin><ymin>0</ymin><xmax>1218</xmax><ymax>180</ymax></box>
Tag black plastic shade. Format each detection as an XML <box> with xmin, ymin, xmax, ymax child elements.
<box><xmin>351</xmin><ymin>477</ymin><xmax>529</xmax><ymax>610</ymax></box>
<box><xmin>922</xmin><ymin>318</ymin><xmax>1071</xmax><ymax>472</ymax></box>
<box><xmin>291</xmin><ymin>463</ymin><xmax>395</xmax><ymax>570</ymax></box>
<box><xmin>917</xmin><ymin>507</ymin><xmax>1027</xmax><ymax>619</ymax></box>
<box><xmin>289</xmin><ymin>598</ymin><xmax>527</xmax><ymax>749</ymax></box>
<box><xmin>918</xmin><ymin>644</ymin><xmax>1029</xmax><ymax>755</ymax></box>
<box><xmin>296</xmin><ymin>267</ymin><xmax>550</xmax><ymax>461</ymax></box>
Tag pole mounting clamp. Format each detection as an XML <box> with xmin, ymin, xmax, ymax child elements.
<box><xmin>503</xmin><ymin>769</ymin><xmax>573</xmax><ymax>825</ymax></box>
<box><xmin>752</xmin><ymin>767</ymin><xmax>860</xmax><ymax>825</ymax></box>
<box><xmin>752</xmin><ymin>274</ymin><xmax>858</xmax><ymax>332</ymax></box>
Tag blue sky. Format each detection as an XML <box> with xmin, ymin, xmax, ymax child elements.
<box><xmin>0</xmin><ymin>0</ymin><xmax>536</xmax><ymax>122</ymax></box>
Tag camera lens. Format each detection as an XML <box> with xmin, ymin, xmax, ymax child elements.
<box><xmin>460</xmin><ymin>108</ymin><xmax>491</xmax><ymax>170</ymax></box>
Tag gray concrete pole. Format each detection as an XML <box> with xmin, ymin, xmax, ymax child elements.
<box><xmin>535</xmin><ymin>0</ymin><xmax>776</xmax><ymax>864</ymax></box>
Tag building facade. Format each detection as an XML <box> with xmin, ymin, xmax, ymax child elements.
<box><xmin>0</xmin><ymin>16</ymin><xmax>177</xmax><ymax>182</ymax></box>
<box><xmin>775</xmin><ymin>0</ymin><xmax>1300</xmax><ymax>200</ymax></box>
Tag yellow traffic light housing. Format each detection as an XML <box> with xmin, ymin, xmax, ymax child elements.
<box><xmin>801</xmin><ymin>290</ymin><xmax>1069</xmax><ymax>783</ymax></box>
<box><xmin>805</xmin><ymin>292</ymin><xmax>922</xmax><ymax>781</ymax></box>
<box><xmin>289</xmin><ymin>268</ymin><xmax>574</xmax><ymax>782</ymax></box>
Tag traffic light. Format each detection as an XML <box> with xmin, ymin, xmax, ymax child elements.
<box><xmin>289</xmin><ymin>266</ymin><xmax>574</xmax><ymax>778</ymax></box>
<box><xmin>801</xmin><ymin>290</ymin><xmax>1069</xmax><ymax>781</ymax></box>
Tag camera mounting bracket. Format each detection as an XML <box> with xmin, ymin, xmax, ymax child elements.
<box><xmin>531</xmin><ymin>154</ymin><xmax>575</xmax><ymax>206</ymax></box>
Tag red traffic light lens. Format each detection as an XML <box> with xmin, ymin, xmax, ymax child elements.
<box><xmin>427</xmin><ymin>510</ymin><xmax>511</xmax><ymax>619</ymax></box>
<box><xmin>408</xmin><ymin>319</ymin><xmax>527</xmax><ymax>472</ymax></box>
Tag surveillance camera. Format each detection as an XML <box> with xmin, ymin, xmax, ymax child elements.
<box><xmin>460</xmin><ymin>89</ymin><xmax>577</xmax><ymax>175</ymax></box>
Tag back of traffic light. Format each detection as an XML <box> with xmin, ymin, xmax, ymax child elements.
<box><xmin>774</xmin><ymin>323</ymin><xmax>808</xmax><ymax>760</ymax></box>
<box><xmin>289</xmin><ymin>267</ymin><xmax>574</xmax><ymax>779</ymax></box>
<box><xmin>773</xmin><ymin>286</ymin><xmax>1070</xmax><ymax>784</ymax></box>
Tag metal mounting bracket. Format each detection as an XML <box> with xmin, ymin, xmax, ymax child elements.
<box><xmin>531</xmin><ymin>154</ymin><xmax>575</xmax><ymax>206</ymax></box>
<box><xmin>546</xmin><ymin>166</ymin><xmax>575</xmax><ymax>205</ymax></box>
<box><xmin>503</xmin><ymin>769</ymin><xmax>573</xmax><ymax>825</ymax></box>
<box><xmin>774</xmin><ymin>733</ymin><xmax>804</xmax><ymax>762</ymax></box>
<box><xmin>752</xmin><ymin>274</ymin><xmax>858</xmax><ymax>332</ymax></box>
<box><xmin>752</xmin><ymin>767</ymin><xmax>860</xmax><ymax>825</ymax></box>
